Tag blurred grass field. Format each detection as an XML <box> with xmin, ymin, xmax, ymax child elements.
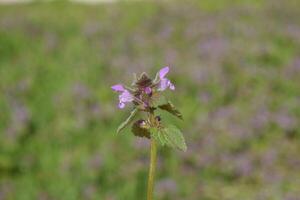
<box><xmin>0</xmin><ymin>1</ymin><xmax>300</xmax><ymax>200</ymax></box>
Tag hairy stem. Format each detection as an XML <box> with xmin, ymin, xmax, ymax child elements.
<box><xmin>147</xmin><ymin>137</ymin><xmax>157</xmax><ymax>200</ymax></box>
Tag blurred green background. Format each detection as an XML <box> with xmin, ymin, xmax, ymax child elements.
<box><xmin>0</xmin><ymin>0</ymin><xmax>300</xmax><ymax>199</ymax></box>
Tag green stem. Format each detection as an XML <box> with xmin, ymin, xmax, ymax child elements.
<box><xmin>147</xmin><ymin>137</ymin><xmax>157</xmax><ymax>200</ymax></box>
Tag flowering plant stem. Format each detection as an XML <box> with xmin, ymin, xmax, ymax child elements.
<box><xmin>147</xmin><ymin>110</ymin><xmax>157</xmax><ymax>200</ymax></box>
<box><xmin>147</xmin><ymin>136</ymin><xmax>157</xmax><ymax>200</ymax></box>
<box><xmin>112</xmin><ymin>67</ymin><xmax>187</xmax><ymax>200</ymax></box>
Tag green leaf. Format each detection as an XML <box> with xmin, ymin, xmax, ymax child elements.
<box><xmin>117</xmin><ymin>108</ymin><xmax>138</xmax><ymax>133</ymax></box>
<box><xmin>150</xmin><ymin>127</ymin><xmax>168</xmax><ymax>145</ymax></box>
<box><xmin>164</xmin><ymin>125</ymin><xmax>187</xmax><ymax>151</ymax></box>
<box><xmin>158</xmin><ymin>101</ymin><xmax>183</xmax><ymax>120</ymax></box>
<box><xmin>150</xmin><ymin>125</ymin><xmax>187</xmax><ymax>151</ymax></box>
<box><xmin>131</xmin><ymin>120</ymin><xmax>150</xmax><ymax>139</ymax></box>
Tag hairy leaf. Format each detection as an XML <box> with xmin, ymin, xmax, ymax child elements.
<box><xmin>150</xmin><ymin>127</ymin><xmax>167</xmax><ymax>145</ymax></box>
<box><xmin>150</xmin><ymin>125</ymin><xmax>187</xmax><ymax>151</ymax></box>
<box><xmin>158</xmin><ymin>101</ymin><xmax>183</xmax><ymax>120</ymax></box>
<box><xmin>117</xmin><ymin>108</ymin><xmax>138</xmax><ymax>133</ymax></box>
<box><xmin>164</xmin><ymin>125</ymin><xmax>187</xmax><ymax>151</ymax></box>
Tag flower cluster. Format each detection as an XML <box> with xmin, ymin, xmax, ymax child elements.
<box><xmin>111</xmin><ymin>66</ymin><xmax>175</xmax><ymax>109</ymax></box>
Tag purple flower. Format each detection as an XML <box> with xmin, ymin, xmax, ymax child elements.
<box><xmin>111</xmin><ymin>84</ymin><xmax>134</xmax><ymax>109</ymax></box>
<box><xmin>157</xmin><ymin>66</ymin><xmax>175</xmax><ymax>91</ymax></box>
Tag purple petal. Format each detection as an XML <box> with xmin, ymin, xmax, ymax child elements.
<box><xmin>157</xmin><ymin>78</ymin><xmax>169</xmax><ymax>91</ymax></box>
<box><xmin>157</xmin><ymin>78</ymin><xmax>175</xmax><ymax>91</ymax></box>
<box><xmin>111</xmin><ymin>84</ymin><xmax>125</xmax><ymax>92</ymax></box>
<box><xmin>169</xmin><ymin>82</ymin><xmax>175</xmax><ymax>90</ymax></box>
<box><xmin>117</xmin><ymin>90</ymin><xmax>134</xmax><ymax>109</ymax></box>
<box><xmin>159</xmin><ymin>66</ymin><xmax>169</xmax><ymax>79</ymax></box>
<box><xmin>118</xmin><ymin>102</ymin><xmax>125</xmax><ymax>109</ymax></box>
<box><xmin>145</xmin><ymin>87</ymin><xmax>152</xmax><ymax>94</ymax></box>
<box><xmin>119</xmin><ymin>90</ymin><xmax>134</xmax><ymax>102</ymax></box>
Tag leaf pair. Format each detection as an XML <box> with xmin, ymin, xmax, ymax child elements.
<box><xmin>116</xmin><ymin>98</ymin><xmax>186</xmax><ymax>152</ymax></box>
<box><xmin>151</xmin><ymin>125</ymin><xmax>187</xmax><ymax>151</ymax></box>
<box><xmin>117</xmin><ymin>98</ymin><xmax>182</xmax><ymax>134</ymax></box>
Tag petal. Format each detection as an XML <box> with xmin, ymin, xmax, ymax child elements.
<box><xmin>157</xmin><ymin>78</ymin><xmax>169</xmax><ymax>91</ymax></box>
<box><xmin>120</xmin><ymin>90</ymin><xmax>134</xmax><ymax>102</ymax></box>
<box><xmin>118</xmin><ymin>102</ymin><xmax>125</xmax><ymax>109</ymax></box>
<box><xmin>169</xmin><ymin>82</ymin><xmax>175</xmax><ymax>90</ymax></box>
<box><xmin>111</xmin><ymin>84</ymin><xmax>125</xmax><ymax>92</ymax></box>
<box><xmin>159</xmin><ymin>66</ymin><xmax>169</xmax><ymax>79</ymax></box>
<box><xmin>145</xmin><ymin>87</ymin><xmax>152</xmax><ymax>94</ymax></box>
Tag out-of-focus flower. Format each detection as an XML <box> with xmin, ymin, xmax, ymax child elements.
<box><xmin>157</xmin><ymin>66</ymin><xmax>175</xmax><ymax>91</ymax></box>
<box><xmin>111</xmin><ymin>84</ymin><xmax>134</xmax><ymax>109</ymax></box>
